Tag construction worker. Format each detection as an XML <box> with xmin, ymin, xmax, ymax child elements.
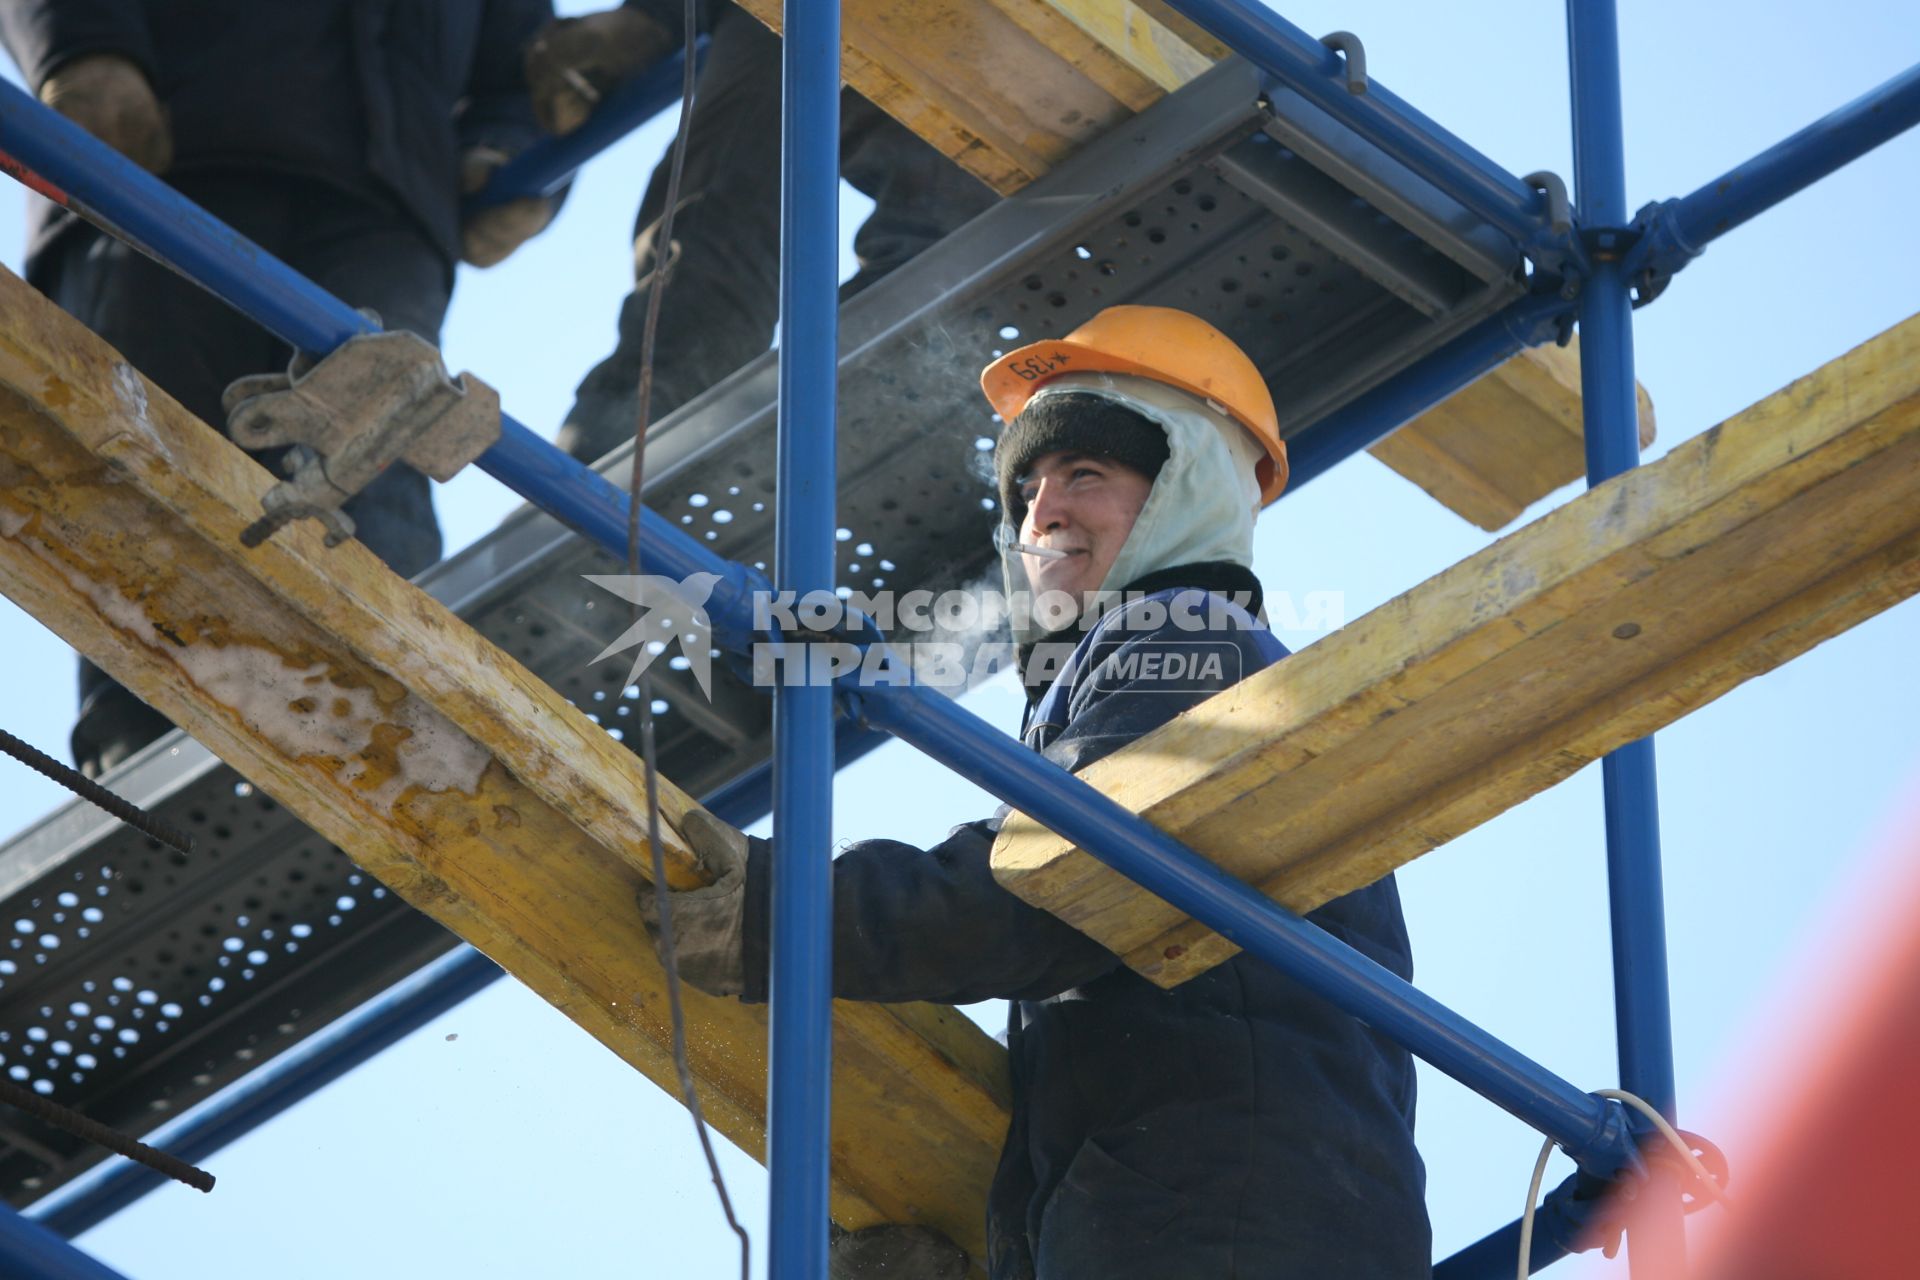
<box><xmin>644</xmin><ymin>307</ymin><xmax>1432</xmax><ymax>1278</ymax></box>
<box><xmin>523</xmin><ymin>2</ymin><xmax>999</xmax><ymax>461</ymax></box>
<box><xmin>0</xmin><ymin>0</ymin><xmax>560</xmax><ymax>777</ymax></box>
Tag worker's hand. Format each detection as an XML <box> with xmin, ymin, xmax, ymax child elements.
<box><xmin>636</xmin><ymin>808</ymin><xmax>750</xmax><ymax>998</ymax></box>
<box><xmin>40</xmin><ymin>54</ymin><xmax>172</xmax><ymax>174</ymax></box>
<box><xmin>458</xmin><ymin>147</ymin><xmax>556</xmax><ymax>268</ymax></box>
<box><xmin>829</xmin><ymin>1223</ymin><xmax>971</xmax><ymax>1280</ymax></box>
<box><xmin>523</xmin><ymin>7</ymin><xmax>675</xmax><ymax>136</ymax></box>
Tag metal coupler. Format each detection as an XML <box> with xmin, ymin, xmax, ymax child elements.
<box><xmin>221</xmin><ymin>327</ymin><xmax>501</xmax><ymax>548</ymax></box>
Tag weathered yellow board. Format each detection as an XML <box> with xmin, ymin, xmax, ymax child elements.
<box><xmin>1368</xmin><ymin>338</ymin><xmax>1659</xmax><ymax>531</ymax></box>
<box><xmin>733</xmin><ymin>0</ymin><xmax>1653</xmax><ymax>529</ymax></box>
<box><xmin>729</xmin><ymin>0</ymin><xmax>1176</xmax><ymax>196</ymax></box>
<box><xmin>0</xmin><ymin>265</ymin><xmax>1008</xmax><ymax>1267</ymax></box>
<box><xmin>992</xmin><ymin>310</ymin><xmax>1920</xmax><ymax>987</ymax></box>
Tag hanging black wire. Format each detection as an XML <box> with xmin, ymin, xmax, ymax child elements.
<box><xmin>626</xmin><ymin>6</ymin><xmax>750</xmax><ymax>1277</ymax></box>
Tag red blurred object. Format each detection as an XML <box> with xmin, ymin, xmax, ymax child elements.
<box><xmin>1629</xmin><ymin>809</ymin><xmax>1920</xmax><ymax>1279</ymax></box>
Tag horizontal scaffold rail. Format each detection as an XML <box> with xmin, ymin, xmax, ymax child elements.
<box><xmin>993</xmin><ymin>309</ymin><xmax>1920</xmax><ymax>986</ymax></box>
<box><xmin>0</xmin><ymin>265</ymin><xmax>1009</xmax><ymax>1263</ymax></box>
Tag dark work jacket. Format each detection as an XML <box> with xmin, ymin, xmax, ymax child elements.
<box><xmin>0</xmin><ymin>0</ymin><xmax>552</xmax><ymax>268</ymax></box>
<box><xmin>741</xmin><ymin>566</ymin><xmax>1432</xmax><ymax>1278</ymax></box>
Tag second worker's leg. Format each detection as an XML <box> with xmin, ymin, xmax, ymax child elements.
<box><xmin>839</xmin><ymin>92</ymin><xmax>998</xmax><ymax>300</ymax></box>
<box><xmin>557</xmin><ymin>5</ymin><xmax>787</xmax><ymax>463</ymax></box>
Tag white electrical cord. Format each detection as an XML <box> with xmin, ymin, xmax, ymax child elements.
<box><xmin>1594</xmin><ymin>1089</ymin><xmax>1736</xmax><ymax>1209</ymax></box>
<box><xmin>1516</xmin><ymin>1089</ymin><xmax>1733</xmax><ymax>1279</ymax></box>
<box><xmin>1516</xmin><ymin>1134</ymin><xmax>1560</xmax><ymax>1280</ymax></box>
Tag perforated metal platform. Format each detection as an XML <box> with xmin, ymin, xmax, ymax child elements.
<box><xmin>0</xmin><ymin>56</ymin><xmax>1524</xmax><ymax>1205</ymax></box>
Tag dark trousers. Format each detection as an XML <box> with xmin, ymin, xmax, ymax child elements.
<box><xmin>35</xmin><ymin>170</ymin><xmax>452</xmax><ymax>775</ymax></box>
<box><xmin>555</xmin><ymin>4</ymin><xmax>998</xmax><ymax>461</ymax></box>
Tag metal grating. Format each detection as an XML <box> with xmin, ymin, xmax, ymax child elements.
<box><xmin>0</xmin><ymin>56</ymin><xmax>1524</xmax><ymax>1206</ymax></box>
<box><xmin>0</xmin><ymin>756</ymin><xmax>451</xmax><ymax>1200</ymax></box>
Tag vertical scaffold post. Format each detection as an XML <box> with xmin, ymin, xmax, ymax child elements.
<box><xmin>1565</xmin><ymin>3</ymin><xmax>1687</xmax><ymax>1276</ymax></box>
<box><xmin>770</xmin><ymin>0</ymin><xmax>841</xmax><ymax>1277</ymax></box>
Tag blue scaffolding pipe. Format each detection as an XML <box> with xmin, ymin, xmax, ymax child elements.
<box><xmin>0</xmin><ymin>69</ymin><xmax>1646</xmax><ymax>1178</ymax></box>
<box><xmin>30</xmin><ymin>772</ymin><xmax>790</xmax><ymax>1241</ymax></box>
<box><xmin>0</xmin><ymin>1205</ymin><xmax>131</xmax><ymax>1280</ymax></box>
<box><xmin>1628</xmin><ymin>58</ymin><xmax>1920</xmax><ymax>284</ymax></box>
<box><xmin>1434</xmin><ymin>1168</ymin><xmax>1620</xmax><ymax>1277</ymax></box>
<box><xmin>1567</xmin><ymin>3</ymin><xmax>1685</xmax><ymax>1275</ymax></box>
<box><xmin>11</xmin><ymin>23</ymin><xmax>1918</xmax><ymax>1258</ymax></box>
<box><xmin>0</xmin><ymin>81</ymin><xmax>369</xmax><ymax>357</ymax></box>
<box><xmin>482</xmin><ymin>420</ymin><xmax>771</xmax><ymax>646</ymax></box>
<box><xmin>1</xmin><ymin>62</ymin><xmax>1634</xmax><ymax>1174</ymax></box>
<box><xmin>1434</xmin><ymin>1207</ymin><xmax>1578</xmax><ymax>1280</ymax></box>
<box><xmin>850</xmin><ymin>683</ymin><xmax>1639</xmax><ymax>1172</ymax></box>
<box><xmin>768</xmin><ymin>0</ymin><xmax>842</xmax><ymax>1275</ymax></box>
<box><xmin>465</xmin><ymin>42</ymin><xmax>708</xmax><ymax>209</ymax></box>
<box><xmin>1159</xmin><ymin>0</ymin><xmax>1560</xmax><ymax>261</ymax></box>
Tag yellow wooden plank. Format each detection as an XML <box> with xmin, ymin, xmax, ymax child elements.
<box><xmin>1127</xmin><ymin>0</ymin><xmax>1234</xmax><ymax>63</ymax></box>
<box><xmin>992</xmin><ymin>310</ymin><xmax>1920</xmax><ymax>987</ymax></box>
<box><xmin>734</xmin><ymin>0</ymin><xmax>1165</xmax><ymax>194</ymax></box>
<box><xmin>0</xmin><ymin>264</ymin><xmax>1008</xmax><ymax>1266</ymax></box>
<box><xmin>1368</xmin><ymin>339</ymin><xmax>1658</xmax><ymax>530</ymax></box>
<box><xmin>1041</xmin><ymin>0</ymin><xmax>1216</xmax><ymax>90</ymax></box>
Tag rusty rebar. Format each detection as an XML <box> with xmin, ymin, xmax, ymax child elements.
<box><xmin>0</xmin><ymin>727</ymin><xmax>195</xmax><ymax>855</ymax></box>
<box><xmin>0</xmin><ymin>1075</ymin><xmax>213</xmax><ymax>1193</ymax></box>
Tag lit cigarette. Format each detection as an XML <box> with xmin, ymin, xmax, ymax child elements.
<box><xmin>562</xmin><ymin>67</ymin><xmax>604</xmax><ymax>105</ymax></box>
<box><xmin>1013</xmin><ymin>542</ymin><xmax>1070</xmax><ymax>560</ymax></box>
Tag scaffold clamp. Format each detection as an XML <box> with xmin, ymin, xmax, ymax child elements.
<box><xmin>222</xmin><ymin>326</ymin><xmax>501</xmax><ymax>548</ymax></box>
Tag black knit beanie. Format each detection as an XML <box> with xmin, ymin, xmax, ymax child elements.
<box><xmin>995</xmin><ymin>392</ymin><xmax>1170</xmax><ymax>527</ymax></box>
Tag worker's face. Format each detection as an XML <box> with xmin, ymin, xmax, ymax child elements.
<box><xmin>1017</xmin><ymin>451</ymin><xmax>1154</xmax><ymax>599</ymax></box>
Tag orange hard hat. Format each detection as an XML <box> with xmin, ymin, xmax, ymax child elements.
<box><xmin>980</xmin><ymin>305</ymin><xmax>1288</xmax><ymax>503</ymax></box>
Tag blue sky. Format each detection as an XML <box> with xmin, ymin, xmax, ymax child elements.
<box><xmin>2</xmin><ymin>1</ymin><xmax>1918</xmax><ymax>1275</ymax></box>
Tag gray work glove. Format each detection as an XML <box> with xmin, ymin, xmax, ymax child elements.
<box><xmin>523</xmin><ymin>7</ymin><xmax>676</xmax><ymax>136</ymax></box>
<box><xmin>40</xmin><ymin>54</ymin><xmax>172</xmax><ymax>173</ymax></box>
<box><xmin>829</xmin><ymin>1223</ymin><xmax>971</xmax><ymax>1280</ymax></box>
<box><xmin>459</xmin><ymin>147</ymin><xmax>557</xmax><ymax>268</ymax></box>
<box><xmin>636</xmin><ymin>808</ymin><xmax>749</xmax><ymax>998</ymax></box>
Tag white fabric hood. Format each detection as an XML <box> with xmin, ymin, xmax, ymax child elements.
<box><xmin>998</xmin><ymin>372</ymin><xmax>1261</xmax><ymax>645</ymax></box>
